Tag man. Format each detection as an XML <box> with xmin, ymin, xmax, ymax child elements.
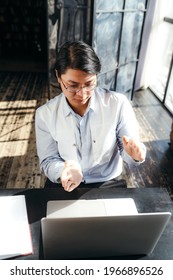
<box><xmin>35</xmin><ymin>41</ymin><xmax>146</xmax><ymax>192</ymax></box>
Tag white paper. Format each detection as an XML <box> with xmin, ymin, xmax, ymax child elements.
<box><xmin>0</xmin><ymin>195</ymin><xmax>33</xmax><ymax>259</ymax></box>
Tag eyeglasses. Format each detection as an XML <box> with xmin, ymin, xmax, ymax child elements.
<box><xmin>60</xmin><ymin>78</ymin><xmax>96</xmax><ymax>93</ymax></box>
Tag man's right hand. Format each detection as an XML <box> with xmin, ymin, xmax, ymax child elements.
<box><xmin>60</xmin><ymin>160</ymin><xmax>83</xmax><ymax>192</ymax></box>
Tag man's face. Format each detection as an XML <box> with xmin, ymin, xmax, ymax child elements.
<box><xmin>57</xmin><ymin>69</ymin><xmax>96</xmax><ymax>109</ymax></box>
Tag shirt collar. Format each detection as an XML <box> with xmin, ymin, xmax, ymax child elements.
<box><xmin>62</xmin><ymin>95</ymin><xmax>73</xmax><ymax>117</ymax></box>
<box><xmin>89</xmin><ymin>91</ymin><xmax>97</xmax><ymax>112</ymax></box>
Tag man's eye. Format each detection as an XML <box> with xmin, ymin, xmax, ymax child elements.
<box><xmin>70</xmin><ymin>85</ymin><xmax>78</xmax><ymax>89</ymax></box>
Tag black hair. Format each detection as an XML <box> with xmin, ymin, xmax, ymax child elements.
<box><xmin>54</xmin><ymin>40</ymin><xmax>101</xmax><ymax>77</ymax></box>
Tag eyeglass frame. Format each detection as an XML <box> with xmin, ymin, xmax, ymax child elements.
<box><xmin>60</xmin><ymin>78</ymin><xmax>97</xmax><ymax>93</ymax></box>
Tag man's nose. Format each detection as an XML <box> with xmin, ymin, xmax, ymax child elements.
<box><xmin>76</xmin><ymin>87</ymin><xmax>86</xmax><ymax>96</ymax></box>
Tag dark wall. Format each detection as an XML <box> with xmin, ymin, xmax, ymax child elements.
<box><xmin>0</xmin><ymin>0</ymin><xmax>47</xmax><ymax>62</ymax></box>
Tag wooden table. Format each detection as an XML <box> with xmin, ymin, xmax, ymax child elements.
<box><xmin>0</xmin><ymin>186</ymin><xmax>173</xmax><ymax>260</ymax></box>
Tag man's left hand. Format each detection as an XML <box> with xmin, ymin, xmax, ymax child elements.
<box><xmin>122</xmin><ymin>135</ymin><xmax>146</xmax><ymax>162</ymax></box>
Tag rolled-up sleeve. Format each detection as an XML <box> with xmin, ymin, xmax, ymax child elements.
<box><xmin>116</xmin><ymin>95</ymin><xmax>146</xmax><ymax>166</ymax></box>
<box><xmin>35</xmin><ymin>109</ymin><xmax>64</xmax><ymax>182</ymax></box>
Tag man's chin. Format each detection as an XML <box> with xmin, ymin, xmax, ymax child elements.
<box><xmin>74</xmin><ymin>98</ymin><xmax>88</xmax><ymax>104</ymax></box>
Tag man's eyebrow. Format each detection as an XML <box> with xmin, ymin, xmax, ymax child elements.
<box><xmin>67</xmin><ymin>80</ymin><xmax>79</xmax><ymax>84</ymax></box>
<box><xmin>67</xmin><ymin>79</ymin><xmax>95</xmax><ymax>84</ymax></box>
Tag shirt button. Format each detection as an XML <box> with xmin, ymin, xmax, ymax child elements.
<box><xmin>93</xmin><ymin>140</ymin><xmax>96</xmax><ymax>143</ymax></box>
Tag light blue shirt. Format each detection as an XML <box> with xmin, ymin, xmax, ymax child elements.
<box><xmin>35</xmin><ymin>87</ymin><xmax>145</xmax><ymax>183</ymax></box>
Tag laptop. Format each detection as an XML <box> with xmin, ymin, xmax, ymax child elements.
<box><xmin>41</xmin><ymin>198</ymin><xmax>171</xmax><ymax>259</ymax></box>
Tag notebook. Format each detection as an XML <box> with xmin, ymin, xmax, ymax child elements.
<box><xmin>0</xmin><ymin>195</ymin><xmax>33</xmax><ymax>259</ymax></box>
<box><xmin>41</xmin><ymin>198</ymin><xmax>171</xmax><ymax>259</ymax></box>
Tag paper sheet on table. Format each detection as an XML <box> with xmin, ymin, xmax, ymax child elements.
<box><xmin>0</xmin><ymin>195</ymin><xmax>33</xmax><ymax>259</ymax></box>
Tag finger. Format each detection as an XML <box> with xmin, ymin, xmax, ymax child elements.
<box><xmin>67</xmin><ymin>183</ymin><xmax>77</xmax><ymax>192</ymax></box>
<box><xmin>135</xmin><ymin>148</ymin><xmax>145</xmax><ymax>161</ymax></box>
<box><xmin>129</xmin><ymin>140</ymin><xmax>139</xmax><ymax>153</ymax></box>
<box><xmin>122</xmin><ymin>135</ymin><xmax>130</xmax><ymax>146</ymax></box>
<box><xmin>129</xmin><ymin>139</ymin><xmax>140</xmax><ymax>151</ymax></box>
<box><xmin>65</xmin><ymin>179</ymin><xmax>73</xmax><ymax>190</ymax></box>
<box><xmin>61</xmin><ymin>174</ymin><xmax>72</xmax><ymax>189</ymax></box>
<box><xmin>129</xmin><ymin>140</ymin><xmax>145</xmax><ymax>161</ymax></box>
<box><xmin>64</xmin><ymin>181</ymin><xmax>77</xmax><ymax>192</ymax></box>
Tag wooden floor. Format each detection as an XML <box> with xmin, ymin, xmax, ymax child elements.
<box><xmin>0</xmin><ymin>71</ymin><xmax>49</xmax><ymax>189</ymax></box>
<box><xmin>128</xmin><ymin>90</ymin><xmax>173</xmax><ymax>199</ymax></box>
<box><xmin>0</xmin><ymin>71</ymin><xmax>173</xmax><ymax>198</ymax></box>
